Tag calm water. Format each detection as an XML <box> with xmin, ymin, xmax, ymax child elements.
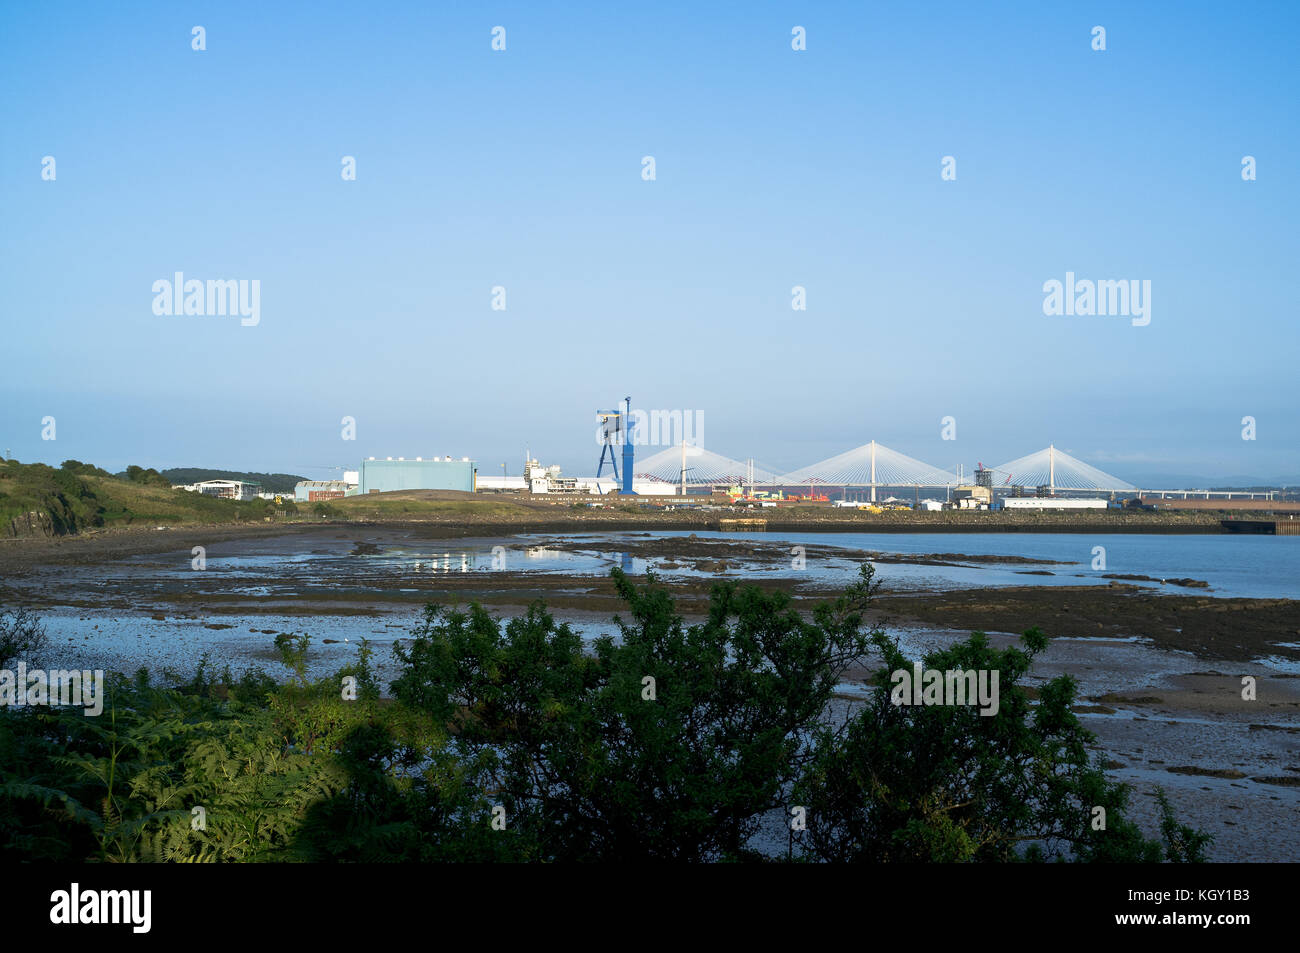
<box><xmin>695</xmin><ymin>531</ymin><xmax>1300</xmax><ymax>599</ymax></box>
<box><xmin>83</xmin><ymin>529</ymin><xmax>1300</xmax><ymax>601</ymax></box>
<box><xmin>394</xmin><ymin>531</ymin><xmax>1298</xmax><ymax>600</ymax></box>
<box><xmin>30</xmin><ymin>530</ymin><xmax>1299</xmax><ymax>681</ymax></box>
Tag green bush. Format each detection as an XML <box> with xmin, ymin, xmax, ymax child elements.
<box><xmin>391</xmin><ymin>565</ymin><xmax>1206</xmax><ymax>862</ymax></box>
<box><xmin>60</xmin><ymin>460</ymin><xmax>112</xmax><ymax>478</ymax></box>
<box><xmin>123</xmin><ymin>465</ymin><xmax>171</xmax><ymax>488</ymax></box>
<box><xmin>794</xmin><ymin>623</ymin><xmax>1209</xmax><ymax>862</ymax></box>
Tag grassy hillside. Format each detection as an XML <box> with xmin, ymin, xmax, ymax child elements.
<box><xmin>0</xmin><ymin>459</ymin><xmax>285</xmax><ymax>537</ymax></box>
<box><xmin>331</xmin><ymin>489</ymin><xmax>538</xmax><ymax>520</ymax></box>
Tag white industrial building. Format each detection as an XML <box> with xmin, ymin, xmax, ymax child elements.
<box><xmin>474</xmin><ymin>473</ymin><xmax>685</xmax><ymax>496</ymax></box>
<box><xmin>173</xmin><ymin>479</ymin><xmax>260</xmax><ymax>501</ymax></box>
<box><xmin>475</xmin><ymin>475</ymin><xmax>528</xmax><ymax>492</ymax></box>
<box><xmin>1002</xmin><ymin>497</ymin><xmax>1109</xmax><ymax>511</ymax></box>
<box><xmin>476</xmin><ymin>452</ymin><xmax>686</xmax><ymax>497</ymax></box>
<box><xmin>576</xmin><ymin>478</ymin><xmax>681</xmax><ymax>497</ymax></box>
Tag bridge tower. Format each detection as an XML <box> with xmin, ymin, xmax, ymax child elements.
<box><xmin>870</xmin><ymin>440</ymin><xmax>878</xmax><ymax>502</ymax></box>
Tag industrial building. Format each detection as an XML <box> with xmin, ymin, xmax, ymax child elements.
<box><xmin>952</xmin><ymin>485</ymin><xmax>993</xmax><ymax>509</ymax></box>
<box><xmin>475</xmin><ymin>471</ymin><xmax>676</xmax><ymax>497</ymax></box>
<box><xmin>1002</xmin><ymin>497</ymin><xmax>1109</xmax><ymax>511</ymax></box>
<box><xmin>475</xmin><ymin>474</ymin><xmax>528</xmax><ymax>492</ymax></box>
<box><xmin>173</xmin><ymin>479</ymin><xmax>260</xmax><ymax>501</ymax></box>
<box><xmin>294</xmin><ymin>480</ymin><xmax>349</xmax><ymax>502</ymax></box>
<box><xmin>358</xmin><ymin>457</ymin><xmax>476</xmax><ymax>494</ymax></box>
<box><xmin>579</xmin><ymin>478</ymin><xmax>680</xmax><ymax>496</ymax></box>
<box><xmin>523</xmin><ymin>456</ymin><xmax>574</xmax><ymax>494</ymax></box>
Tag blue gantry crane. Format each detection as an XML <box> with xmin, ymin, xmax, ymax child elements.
<box><xmin>595</xmin><ymin>396</ymin><xmax>636</xmax><ymax>495</ymax></box>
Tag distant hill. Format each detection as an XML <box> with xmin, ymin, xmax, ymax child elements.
<box><xmin>160</xmin><ymin>469</ymin><xmax>307</xmax><ymax>494</ymax></box>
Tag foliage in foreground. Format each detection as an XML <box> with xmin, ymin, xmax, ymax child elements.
<box><xmin>0</xmin><ymin>567</ymin><xmax>1209</xmax><ymax>862</ymax></box>
<box><xmin>795</xmin><ymin>627</ymin><xmax>1195</xmax><ymax>862</ymax></box>
<box><xmin>0</xmin><ymin>606</ymin><xmax>49</xmax><ymax>671</ymax></box>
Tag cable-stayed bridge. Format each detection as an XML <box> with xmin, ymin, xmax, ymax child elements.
<box><xmin>991</xmin><ymin>445</ymin><xmax>1135</xmax><ymax>493</ymax></box>
<box><xmin>622</xmin><ymin>440</ymin><xmax>1141</xmax><ymax>498</ymax></box>
<box><xmin>634</xmin><ymin>445</ymin><xmax>784</xmax><ymax>487</ymax></box>
<box><xmin>782</xmin><ymin>441</ymin><xmax>960</xmax><ymax>493</ymax></box>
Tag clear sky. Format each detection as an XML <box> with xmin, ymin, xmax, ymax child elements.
<box><xmin>2</xmin><ymin>1</ymin><xmax>1296</xmax><ymax>485</ymax></box>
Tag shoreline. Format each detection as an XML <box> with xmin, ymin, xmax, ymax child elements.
<box><xmin>0</xmin><ymin>511</ymin><xmax>1248</xmax><ymax>567</ymax></box>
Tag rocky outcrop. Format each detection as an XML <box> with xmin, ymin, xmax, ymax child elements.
<box><xmin>5</xmin><ymin>494</ymin><xmax>88</xmax><ymax>537</ymax></box>
<box><xmin>6</xmin><ymin>510</ymin><xmax>58</xmax><ymax>538</ymax></box>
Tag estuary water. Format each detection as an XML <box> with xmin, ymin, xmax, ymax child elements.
<box><xmin>48</xmin><ymin>529</ymin><xmax>1300</xmax><ymax>601</ymax></box>
<box><xmin>21</xmin><ymin>528</ymin><xmax>1299</xmax><ymax>685</ymax></box>
<box><xmin>272</xmin><ymin>530</ymin><xmax>1296</xmax><ymax>600</ymax></box>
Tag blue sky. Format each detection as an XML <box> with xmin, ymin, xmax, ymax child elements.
<box><xmin>2</xmin><ymin>1</ymin><xmax>1296</xmax><ymax>485</ymax></box>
